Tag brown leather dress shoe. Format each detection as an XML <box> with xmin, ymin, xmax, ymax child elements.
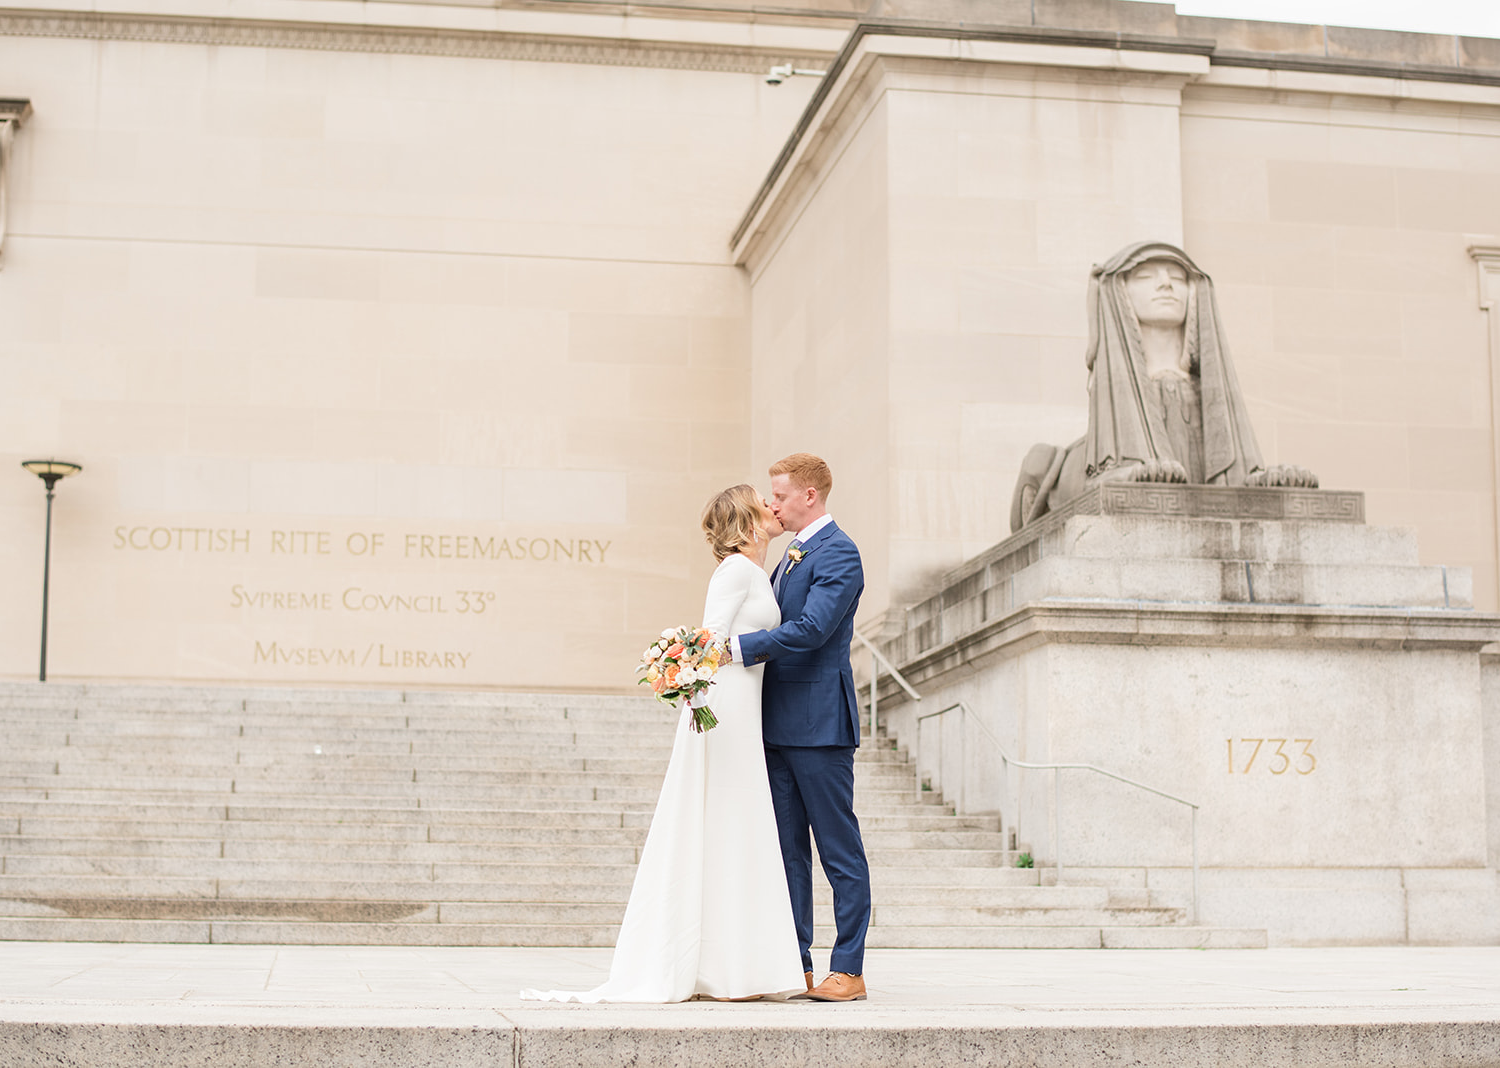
<box><xmin>803</xmin><ymin>972</ymin><xmax>866</xmax><ymax>1002</ymax></box>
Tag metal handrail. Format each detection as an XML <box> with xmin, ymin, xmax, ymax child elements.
<box><xmin>852</xmin><ymin>630</ymin><xmax>920</xmax><ymax>736</ymax></box>
<box><xmin>914</xmin><ymin>700</ymin><xmax>1200</xmax><ymax>924</ymax></box>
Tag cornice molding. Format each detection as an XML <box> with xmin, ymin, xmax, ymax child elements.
<box><xmin>0</xmin><ymin>8</ymin><xmax>830</xmax><ymax>73</ymax></box>
<box><xmin>0</xmin><ymin>98</ymin><xmax>32</xmax><ymax>124</ymax></box>
<box><xmin>1213</xmin><ymin>49</ymin><xmax>1500</xmax><ymax>89</ymax></box>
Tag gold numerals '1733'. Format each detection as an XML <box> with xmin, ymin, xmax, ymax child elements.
<box><xmin>1227</xmin><ymin>738</ymin><xmax>1316</xmax><ymax>775</ymax></box>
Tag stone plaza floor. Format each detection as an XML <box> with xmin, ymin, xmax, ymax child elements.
<box><xmin>1</xmin><ymin>943</ymin><xmax>1497</xmax><ymax>1065</ymax></box>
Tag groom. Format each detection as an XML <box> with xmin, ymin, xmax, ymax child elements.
<box><xmin>729</xmin><ymin>453</ymin><xmax>870</xmax><ymax>1002</ymax></box>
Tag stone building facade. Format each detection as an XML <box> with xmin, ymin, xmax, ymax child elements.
<box><xmin>1</xmin><ymin>0</ymin><xmax>1498</xmax><ymax>689</ymax></box>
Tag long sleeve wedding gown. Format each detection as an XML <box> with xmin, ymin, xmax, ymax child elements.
<box><xmin>521</xmin><ymin>553</ymin><xmax>805</xmax><ymax>1002</ymax></box>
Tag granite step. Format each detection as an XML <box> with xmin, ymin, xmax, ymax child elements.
<box><xmin>869</xmin><ymin>904</ymin><xmax>1188</xmax><ymax>927</ymax></box>
<box><xmin>1</xmin><ymin>788</ymin><xmax>659</xmax><ymax>811</ymax></box>
<box><xmin>3</xmin><ymin>800</ymin><xmax>650</xmax><ymax>826</ymax></box>
<box><xmin>5</xmin><ymin>801</ymin><xmax>970</xmax><ymax>826</ymax></box>
<box><xmin>1</xmin><ymin>839</ymin><xmax>1018</xmax><ymax>870</ymax></box>
<box><xmin>0</xmin><ymin>916</ymin><xmax>1266</xmax><ymax>949</ymax></box>
<box><xmin>3</xmin><ymin>823</ymin><xmax>1005</xmax><ymax>850</ymax></box>
<box><xmin>3</xmin><ymin>779</ymin><xmax>928</xmax><ymax>805</ymax></box>
<box><xmin>0</xmin><ymin>681</ymin><xmax>1259</xmax><ymax>949</ymax></box>
<box><xmin>8</xmin><ymin>820</ymin><xmax>647</xmax><ymax>844</ymax></box>
<box><xmin>848</xmin><ymin>925</ymin><xmax>1267</xmax><ymax>950</ymax></box>
<box><xmin>14</xmin><ymin>743</ymin><xmax>677</xmax><ymax>763</ymax></box>
<box><xmin>0</xmin><ymin>883</ymin><xmax>1083</xmax><ymax>912</ymax></box>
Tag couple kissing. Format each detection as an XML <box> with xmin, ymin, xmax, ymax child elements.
<box><xmin>523</xmin><ymin>453</ymin><xmax>871</xmax><ymax>1004</ymax></box>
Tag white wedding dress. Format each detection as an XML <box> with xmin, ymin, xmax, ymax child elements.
<box><xmin>521</xmin><ymin>553</ymin><xmax>805</xmax><ymax>1002</ymax></box>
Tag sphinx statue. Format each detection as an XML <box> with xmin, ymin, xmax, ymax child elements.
<box><xmin>1010</xmin><ymin>241</ymin><xmax>1316</xmax><ymax>531</ymax></box>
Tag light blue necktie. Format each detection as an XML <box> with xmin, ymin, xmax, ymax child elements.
<box><xmin>772</xmin><ymin>539</ymin><xmax>801</xmax><ymax>596</ymax></box>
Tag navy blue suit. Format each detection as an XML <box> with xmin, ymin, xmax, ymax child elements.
<box><xmin>739</xmin><ymin>520</ymin><xmax>871</xmax><ymax>975</ymax></box>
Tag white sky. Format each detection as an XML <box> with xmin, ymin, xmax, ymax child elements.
<box><xmin>1169</xmin><ymin>1</ymin><xmax>1500</xmax><ymax>39</ymax></box>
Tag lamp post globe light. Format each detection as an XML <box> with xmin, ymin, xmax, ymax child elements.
<box><xmin>21</xmin><ymin>459</ymin><xmax>82</xmax><ymax>682</ymax></box>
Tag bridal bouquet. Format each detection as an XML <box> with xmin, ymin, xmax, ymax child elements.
<box><xmin>638</xmin><ymin>626</ymin><xmax>724</xmax><ymax>733</ymax></box>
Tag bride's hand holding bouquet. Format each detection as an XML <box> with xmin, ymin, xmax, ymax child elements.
<box><xmin>638</xmin><ymin>625</ymin><xmax>725</xmax><ymax>733</ymax></box>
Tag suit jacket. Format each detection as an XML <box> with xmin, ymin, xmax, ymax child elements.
<box><xmin>739</xmin><ymin>520</ymin><xmax>864</xmax><ymax>748</ymax></box>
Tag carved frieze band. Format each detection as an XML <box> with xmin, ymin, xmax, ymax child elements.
<box><xmin>1092</xmin><ymin>483</ymin><xmax>1365</xmax><ymax>523</ymax></box>
<box><xmin>0</xmin><ymin>9</ymin><xmax>824</xmax><ymax>73</ymax></box>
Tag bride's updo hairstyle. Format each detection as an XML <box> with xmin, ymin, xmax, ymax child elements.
<box><xmin>701</xmin><ymin>484</ymin><xmax>764</xmax><ymax>563</ymax></box>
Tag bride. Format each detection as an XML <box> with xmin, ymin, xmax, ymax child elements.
<box><xmin>521</xmin><ymin>484</ymin><xmax>807</xmax><ymax>1002</ymax></box>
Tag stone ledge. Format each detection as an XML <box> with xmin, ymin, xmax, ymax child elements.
<box><xmin>5</xmin><ymin>1017</ymin><xmax>1500</xmax><ymax>1068</ymax></box>
<box><xmin>922</xmin><ymin>486</ymin><xmax>1367</xmax><ymax>599</ymax></box>
<box><xmin>880</xmin><ymin>601</ymin><xmax>1500</xmax><ymax>701</ymax></box>
<box><xmin>1211</xmin><ymin>48</ymin><xmax>1500</xmax><ymax>87</ymax></box>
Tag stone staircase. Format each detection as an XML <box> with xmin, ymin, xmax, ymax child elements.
<box><xmin>0</xmin><ymin>682</ymin><xmax>1263</xmax><ymax>948</ymax></box>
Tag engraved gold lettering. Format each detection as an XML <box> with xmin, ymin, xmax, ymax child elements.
<box><xmin>270</xmin><ymin>531</ymin><xmax>329</xmax><ymax>554</ymax></box>
<box><xmin>374</xmin><ymin>643</ymin><xmax>470</xmax><ymax>668</ymax></box>
<box><xmin>340</xmin><ymin>589</ymin><xmax>451</xmax><ymax>613</ymax></box>
<box><xmin>1227</xmin><ymin>737</ymin><xmax>1317</xmax><ymax>775</ymax></box>
<box><xmin>254</xmin><ymin>640</ymin><xmax>355</xmax><ymax>666</ymax></box>
<box><xmin>1239</xmin><ymin>738</ymin><xmax>1264</xmax><ymax>773</ymax></box>
<box><xmin>1295</xmin><ymin>739</ymin><xmax>1317</xmax><ymax>775</ymax></box>
<box><xmin>232</xmin><ymin>586</ymin><xmax>332</xmax><ymax>610</ymax></box>
<box><xmin>347</xmin><ymin>532</ymin><xmax>385</xmax><ymax>556</ymax></box>
<box><xmin>1268</xmin><ymin>739</ymin><xmax>1290</xmax><ymax>775</ymax></box>
<box><xmin>115</xmin><ymin>522</ymin><xmax>607</xmax><ymax>562</ymax></box>
<box><xmin>117</xmin><ymin>526</ymin><xmax>250</xmax><ymax>552</ymax></box>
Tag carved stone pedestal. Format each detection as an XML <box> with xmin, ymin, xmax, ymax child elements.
<box><xmin>874</xmin><ymin>485</ymin><xmax>1500</xmax><ymax>945</ymax></box>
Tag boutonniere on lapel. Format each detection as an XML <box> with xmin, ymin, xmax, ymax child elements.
<box><xmin>785</xmin><ymin>546</ymin><xmax>804</xmax><ymax>573</ymax></box>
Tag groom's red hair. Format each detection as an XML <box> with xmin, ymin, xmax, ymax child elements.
<box><xmin>769</xmin><ymin>453</ymin><xmax>832</xmax><ymax>501</ymax></box>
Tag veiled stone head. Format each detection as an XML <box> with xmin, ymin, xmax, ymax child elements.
<box><xmin>1124</xmin><ymin>258</ymin><xmax>1189</xmax><ymax>329</ymax></box>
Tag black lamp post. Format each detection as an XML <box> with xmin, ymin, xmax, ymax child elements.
<box><xmin>21</xmin><ymin>459</ymin><xmax>82</xmax><ymax>682</ymax></box>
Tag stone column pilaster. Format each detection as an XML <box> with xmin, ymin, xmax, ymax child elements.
<box><xmin>1471</xmin><ymin>242</ymin><xmax>1500</xmax><ymax>607</ymax></box>
<box><xmin>0</xmin><ymin>99</ymin><xmax>33</xmax><ymax>269</ymax></box>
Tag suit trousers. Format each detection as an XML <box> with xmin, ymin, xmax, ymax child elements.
<box><xmin>763</xmin><ymin>744</ymin><xmax>871</xmax><ymax>975</ymax></box>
